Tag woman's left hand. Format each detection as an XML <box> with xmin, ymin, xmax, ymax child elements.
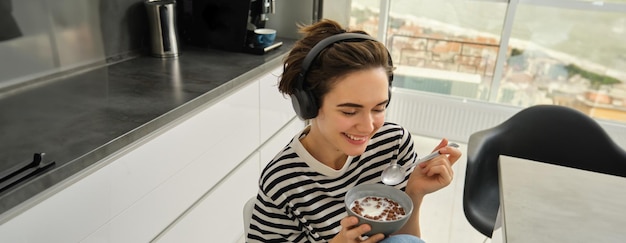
<box><xmin>405</xmin><ymin>138</ymin><xmax>461</xmax><ymax>197</ymax></box>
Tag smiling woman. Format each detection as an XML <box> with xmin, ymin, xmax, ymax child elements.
<box><xmin>245</xmin><ymin>19</ymin><xmax>462</xmax><ymax>243</ymax></box>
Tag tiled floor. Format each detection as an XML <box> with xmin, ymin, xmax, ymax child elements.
<box><xmin>238</xmin><ymin>134</ymin><xmax>491</xmax><ymax>243</ymax></box>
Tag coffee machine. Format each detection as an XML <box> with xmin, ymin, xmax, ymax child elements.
<box><xmin>177</xmin><ymin>0</ymin><xmax>282</xmax><ymax>54</ymax></box>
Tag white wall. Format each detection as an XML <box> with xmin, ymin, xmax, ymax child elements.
<box><xmin>266</xmin><ymin>0</ymin><xmax>315</xmax><ymax>39</ymax></box>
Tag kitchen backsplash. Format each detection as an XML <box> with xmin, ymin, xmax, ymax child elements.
<box><xmin>0</xmin><ymin>0</ymin><xmax>149</xmax><ymax>91</ymax></box>
<box><xmin>0</xmin><ymin>0</ymin><xmax>320</xmax><ymax>92</ymax></box>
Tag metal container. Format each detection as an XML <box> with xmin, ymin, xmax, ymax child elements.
<box><xmin>145</xmin><ymin>0</ymin><xmax>180</xmax><ymax>58</ymax></box>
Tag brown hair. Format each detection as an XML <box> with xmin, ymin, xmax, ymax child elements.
<box><xmin>278</xmin><ymin>19</ymin><xmax>394</xmax><ymax>108</ymax></box>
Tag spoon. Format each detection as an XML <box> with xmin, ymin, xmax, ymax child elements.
<box><xmin>381</xmin><ymin>142</ymin><xmax>460</xmax><ymax>185</ymax></box>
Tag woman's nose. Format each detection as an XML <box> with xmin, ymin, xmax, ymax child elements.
<box><xmin>356</xmin><ymin>112</ymin><xmax>376</xmax><ymax>132</ymax></box>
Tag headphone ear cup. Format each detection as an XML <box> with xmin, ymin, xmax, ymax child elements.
<box><xmin>291</xmin><ymin>88</ymin><xmax>318</xmax><ymax>120</ymax></box>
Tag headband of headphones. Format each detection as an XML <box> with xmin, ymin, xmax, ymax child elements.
<box><xmin>290</xmin><ymin>32</ymin><xmax>393</xmax><ymax>120</ymax></box>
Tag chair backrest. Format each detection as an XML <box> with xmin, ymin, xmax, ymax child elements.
<box><xmin>463</xmin><ymin>104</ymin><xmax>626</xmax><ymax>237</ymax></box>
<box><xmin>243</xmin><ymin>196</ymin><xmax>256</xmax><ymax>239</ymax></box>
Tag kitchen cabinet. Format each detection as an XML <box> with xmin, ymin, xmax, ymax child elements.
<box><xmin>259</xmin><ymin>67</ymin><xmax>297</xmax><ymax>143</ymax></box>
<box><xmin>0</xmin><ymin>66</ymin><xmax>299</xmax><ymax>243</ymax></box>
<box><xmin>259</xmin><ymin>117</ymin><xmax>304</xmax><ymax>169</ymax></box>
<box><xmin>154</xmin><ymin>152</ymin><xmax>261</xmax><ymax>243</ymax></box>
<box><xmin>153</xmin><ymin>116</ymin><xmax>304</xmax><ymax>243</ymax></box>
<box><xmin>152</xmin><ymin>69</ymin><xmax>304</xmax><ymax>243</ymax></box>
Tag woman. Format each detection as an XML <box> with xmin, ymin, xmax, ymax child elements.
<box><xmin>247</xmin><ymin>19</ymin><xmax>461</xmax><ymax>243</ymax></box>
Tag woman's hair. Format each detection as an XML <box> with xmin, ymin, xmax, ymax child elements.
<box><xmin>278</xmin><ymin>19</ymin><xmax>394</xmax><ymax>108</ymax></box>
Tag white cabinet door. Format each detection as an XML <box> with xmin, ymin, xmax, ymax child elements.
<box><xmin>259</xmin><ymin>118</ymin><xmax>305</xmax><ymax>171</ymax></box>
<box><xmin>154</xmin><ymin>152</ymin><xmax>260</xmax><ymax>243</ymax></box>
<box><xmin>259</xmin><ymin>67</ymin><xmax>296</xmax><ymax>142</ymax></box>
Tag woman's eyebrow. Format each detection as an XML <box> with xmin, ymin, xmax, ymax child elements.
<box><xmin>337</xmin><ymin>103</ymin><xmax>362</xmax><ymax>108</ymax></box>
<box><xmin>337</xmin><ymin>100</ymin><xmax>388</xmax><ymax>108</ymax></box>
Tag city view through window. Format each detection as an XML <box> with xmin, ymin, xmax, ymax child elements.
<box><xmin>349</xmin><ymin>0</ymin><xmax>626</xmax><ymax>124</ymax></box>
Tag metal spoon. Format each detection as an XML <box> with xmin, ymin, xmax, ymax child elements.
<box><xmin>381</xmin><ymin>143</ymin><xmax>460</xmax><ymax>185</ymax></box>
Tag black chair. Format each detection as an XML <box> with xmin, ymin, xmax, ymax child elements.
<box><xmin>463</xmin><ymin>104</ymin><xmax>626</xmax><ymax>237</ymax></box>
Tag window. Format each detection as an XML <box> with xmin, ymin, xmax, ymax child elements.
<box><xmin>347</xmin><ymin>0</ymin><xmax>626</xmax><ymax>124</ymax></box>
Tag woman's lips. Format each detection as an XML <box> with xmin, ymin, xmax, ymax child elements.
<box><xmin>344</xmin><ymin>133</ymin><xmax>368</xmax><ymax>145</ymax></box>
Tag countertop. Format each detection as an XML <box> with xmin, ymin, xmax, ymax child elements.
<box><xmin>0</xmin><ymin>39</ymin><xmax>295</xmax><ymax>219</ymax></box>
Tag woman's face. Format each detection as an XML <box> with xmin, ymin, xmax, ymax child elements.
<box><xmin>314</xmin><ymin>67</ymin><xmax>389</xmax><ymax>157</ymax></box>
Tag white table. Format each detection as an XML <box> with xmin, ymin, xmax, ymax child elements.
<box><xmin>492</xmin><ymin>155</ymin><xmax>626</xmax><ymax>243</ymax></box>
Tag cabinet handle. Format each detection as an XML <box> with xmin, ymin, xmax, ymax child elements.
<box><xmin>0</xmin><ymin>153</ymin><xmax>56</xmax><ymax>194</ymax></box>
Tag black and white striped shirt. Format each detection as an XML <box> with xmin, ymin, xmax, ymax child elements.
<box><xmin>247</xmin><ymin>122</ymin><xmax>417</xmax><ymax>242</ymax></box>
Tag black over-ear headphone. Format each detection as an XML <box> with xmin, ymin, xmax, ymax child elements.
<box><xmin>290</xmin><ymin>32</ymin><xmax>394</xmax><ymax>120</ymax></box>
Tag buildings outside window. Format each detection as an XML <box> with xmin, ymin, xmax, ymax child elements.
<box><xmin>348</xmin><ymin>0</ymin><xmax>626</xmax><ymax>124</ymax></box>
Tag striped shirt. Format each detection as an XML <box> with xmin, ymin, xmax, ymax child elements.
<box><xmin>247</xmin><ymin>122</ymin><xmax>417</xmax><ymax>242</ymax></box>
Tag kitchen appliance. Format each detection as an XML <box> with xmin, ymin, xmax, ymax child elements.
<box><xmin>176</xmin><ymin>0</ymin><xmax>282</xmax><ymax>54</ymax></box>
<box><xmin>145</xmin><ymin>0</ymin><xmax>181</xmax><ymax>58</ymax></box>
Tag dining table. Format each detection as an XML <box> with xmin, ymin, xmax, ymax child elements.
<box><xmin>491</xmin><ymin>155</ymin><xmax>626</xmax><ymax>243</ymax></box>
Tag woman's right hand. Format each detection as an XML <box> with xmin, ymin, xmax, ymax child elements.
<box><xmin>330</xmin><ymin>216</ymin><xmax>385</xmax><ymax>243</ymax></box>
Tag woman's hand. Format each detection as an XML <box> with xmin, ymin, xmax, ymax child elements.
<box><xmin>405</xmin><ymin>138</ymin><xmax>461</xmax><ymax>197</ymax></box>
<box><xmin>330</xmin><ymin>216</ymin><xmax>385</xmax><ymax>243</ymax></box>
